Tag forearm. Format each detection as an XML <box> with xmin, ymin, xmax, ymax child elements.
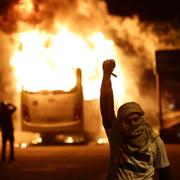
<box><xmin>100</xmin><ymin>74</ymin><xmax>116</xmax><ymax>129</ymax></box>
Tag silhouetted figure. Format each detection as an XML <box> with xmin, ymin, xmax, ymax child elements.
<box><xmin>0</xmin><ymin>101</ymin><xmax>16</xmax><ymax>162</ymax></box>
<box><xmin>100</xmin><ymin>59</ymin><xmax>172</xmax><ymax>180</ymax></box>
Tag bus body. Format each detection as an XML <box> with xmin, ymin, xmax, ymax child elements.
<box><xmin>21</xmin><ymin>69</ymin><xmax>84</xmax><ymax>136</ymax></box>
<box><xmin>155</xmin><ymin>49</ymin><xmax>180</xmax><ymax>143</ymax></box>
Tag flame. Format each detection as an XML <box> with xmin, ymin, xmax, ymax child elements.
<box><xmin>17</xmin><ymin>0</ymin><xmax>34</xmax><ymax>15</ymax></box>
<box><xmin>3</xmin><ymin>0</ymin><xmax>178</xmax><ymax>114</ymax></box>
<box><xmin>1</xmin><ymin>0</ymin><xmax>179</xmax><ymax>139</ymax></box>
<box><xmin>10</xmin><ymin>25</ymin><xmax>124</xmax><ymax>101</ymax></box>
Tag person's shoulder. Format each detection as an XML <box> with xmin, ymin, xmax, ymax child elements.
<box><xmin>151</xmin><ymin>132</ymin><xmax>167</xmax><ymax>151</ymax></box>
<box><xmin>145</xmin><ymin>123</ymin><xmax>159</xmax><ymax>143</ymax></box>
<box><xmin>154</xmin><ymin>135</ymin><xmax>166</xmax><ymax>146</ymax></box>
<box><xmin>151</xmin><ymin>130</ymin><xmax>159</xmax><ymax>141</ymax></box>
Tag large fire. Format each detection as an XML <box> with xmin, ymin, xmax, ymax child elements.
<box><xmin>1</xmin><ymin>0</ymin><xmax>179</xmax><ymax>107</ymax></box>
<box><xmin>10</xmin><ymin>27</ymin><xmax>123</xmax><ymax>101</ymax></box>
<box><xmin>0</xmin><ymin>0</ymin><xmax>180</xmax><ymax>137</ymax></box>
<box><xmin>7</xmin><ymin>0</ymin><xmax>127</xmax><ymax>104</ymax></box>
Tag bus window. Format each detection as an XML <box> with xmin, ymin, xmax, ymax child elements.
<box><xmin>21</xmin><ymin>68</ymin><xmax>84</xmax><ymax>136</ymax></box>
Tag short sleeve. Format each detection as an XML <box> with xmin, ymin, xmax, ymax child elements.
<box><xmin>154</xmin><ymin>136</ymin><xmax>170</xmax><ymax>169</ymax></box>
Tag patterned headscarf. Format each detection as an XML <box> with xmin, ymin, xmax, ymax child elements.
<box><xmin>117</xmin><ymin>102</ymin><xmax>152</xmax><ymax>151</ymax></box>
<box><xmin>117</xmin><ymin>102</ymin><xmax>144</xmax><ymax>122</ymax></box>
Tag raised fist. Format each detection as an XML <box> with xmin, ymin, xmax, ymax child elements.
<box><xmin>102</xmin><ymin>59</ymin><xmax>116</xmax><ymax>75</ymax></box>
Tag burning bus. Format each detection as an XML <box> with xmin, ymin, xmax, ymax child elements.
<box><xmin>21</xmin><ymin>68</ymin><xmax>84</xmax><ymax>142</ymax></box>
<box><xmin>3</xmin><ymin>0</ymin><xmax>179</xmax><ymax>144</ymax></box>
<box><xmin>155</xmin><ymin>49</ymin><xmax>180</xmax><ymax>143</ymax></box>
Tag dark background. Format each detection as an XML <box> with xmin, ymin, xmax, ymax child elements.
<box><xmin>105</xmin><ymin>0</ymin><xmax>180</xmax><ymax>22</ymax></box>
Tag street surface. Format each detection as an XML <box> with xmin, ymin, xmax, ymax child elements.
<box><xmin>0</xmin><ymin>143</ymin><xmax>180</xmax><ymax>180</ymax></box>
<box><xmin>0</xmin><ymin>143</ymin><xmax>108</xmax><ymax>180</ymax></box>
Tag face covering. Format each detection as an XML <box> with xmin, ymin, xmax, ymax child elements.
<box><xmin>121</xmin><ymin>114</ymin><xmax>145</xmax><ymax>139</ymax></box>
<box><xmin>117</xmin><ymin>102</ymin><xmax>152</xmax><ymax>151</ymax></box>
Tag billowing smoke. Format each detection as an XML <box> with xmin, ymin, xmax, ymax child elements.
<box><xmin>0</xmin><ymin>0</ymin><xmax>108</xmax><ymax>34</ymax></box>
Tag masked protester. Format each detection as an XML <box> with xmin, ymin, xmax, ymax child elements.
<box><xmin>100</xmin><ymin>59</ymin><xmax>172</xmax><ymax>180</ymax></box>
<box><xmin>0</xmin><ymin>101</ymin><xmax>16</xmax><ymax>162</ymax></box>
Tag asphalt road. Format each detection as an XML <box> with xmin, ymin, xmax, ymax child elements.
<box><xmin>0</xmin><ymin>143</ymin><xmax>109</xmax><ymax>180</ymax></box>
<box><xmin>0</xmin><ymin>143</ymin><xmax>180</xmax><ymax>180</ymax></box>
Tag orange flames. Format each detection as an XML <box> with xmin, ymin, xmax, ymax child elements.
<box><xmin>1</xmin><ymin>0</ymin><xmax>178</xmax><ymax>111</ymax></box>
<box><xmin>10</xmin><ymin>13</ymin><xmax>124</xmax><ymax>101</ymax></box>
<box><xmin>1</xmin><ymin>0</ymin><xmax>179</xmax><ymax>137</ymax></box>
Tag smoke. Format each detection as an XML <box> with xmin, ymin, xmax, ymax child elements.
<box><xmin>0</xmin><ymin>33</ymin><xmax>16</xmax><ymax>101</ymax></box>
<box><xmin>0</xmin><ymin>0</ymin><xmax>107</xmax><ymax>34</ymax></box>
<box><xmin>104</xmin><ymin>16</ymin><xmax>180</xmax><ymax>111</ymax></box>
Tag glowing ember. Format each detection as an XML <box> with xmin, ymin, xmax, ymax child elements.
<box><xmin>97</xmin><ymin>138</ymin><xmax>108</xmax><ymax>144</ymax></box>
<box><xmin>20</xmin><ymin>142</ymin><xmax>29</xmax><ymax>148</ymax></box>
<box><xmin>64</xmin><ymin>136</ymin><xmax>74</xmax><ymax>144</ymax></box>
<box><xmin>32</xmin><ymin>137</ymin><xmax>42</xmax><ymax>144</ymax></box>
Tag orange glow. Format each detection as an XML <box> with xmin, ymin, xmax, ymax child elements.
<box><xmin>17</xmin><ymin>0</ymin><xmax>34</xmax><ymax>17</ymax></box>
<box><xmin>7</xmin><ymin>0</ymin><xmax>162</xmax><ymax>109</ymax></box>
<box><xmin>10</xmin><ymin>25</ymin><xmax>125</xmax><ymax>101</ymax></box>
<box><xmin>1</xmin><ymin>0</ymin><xmax>176</xmax><ymax>139</ymax></box>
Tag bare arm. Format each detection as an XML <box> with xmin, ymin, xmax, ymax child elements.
<box><xmin>100</xmin><ymin>60</ymin><xmax>116</xmax><ymax>129</ymax></box>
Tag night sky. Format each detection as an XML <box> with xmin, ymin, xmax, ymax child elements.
<box><xmin>105</xmin><ymin>0</ymin><xmax>180</xmax><ymax>22</ymax></box>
